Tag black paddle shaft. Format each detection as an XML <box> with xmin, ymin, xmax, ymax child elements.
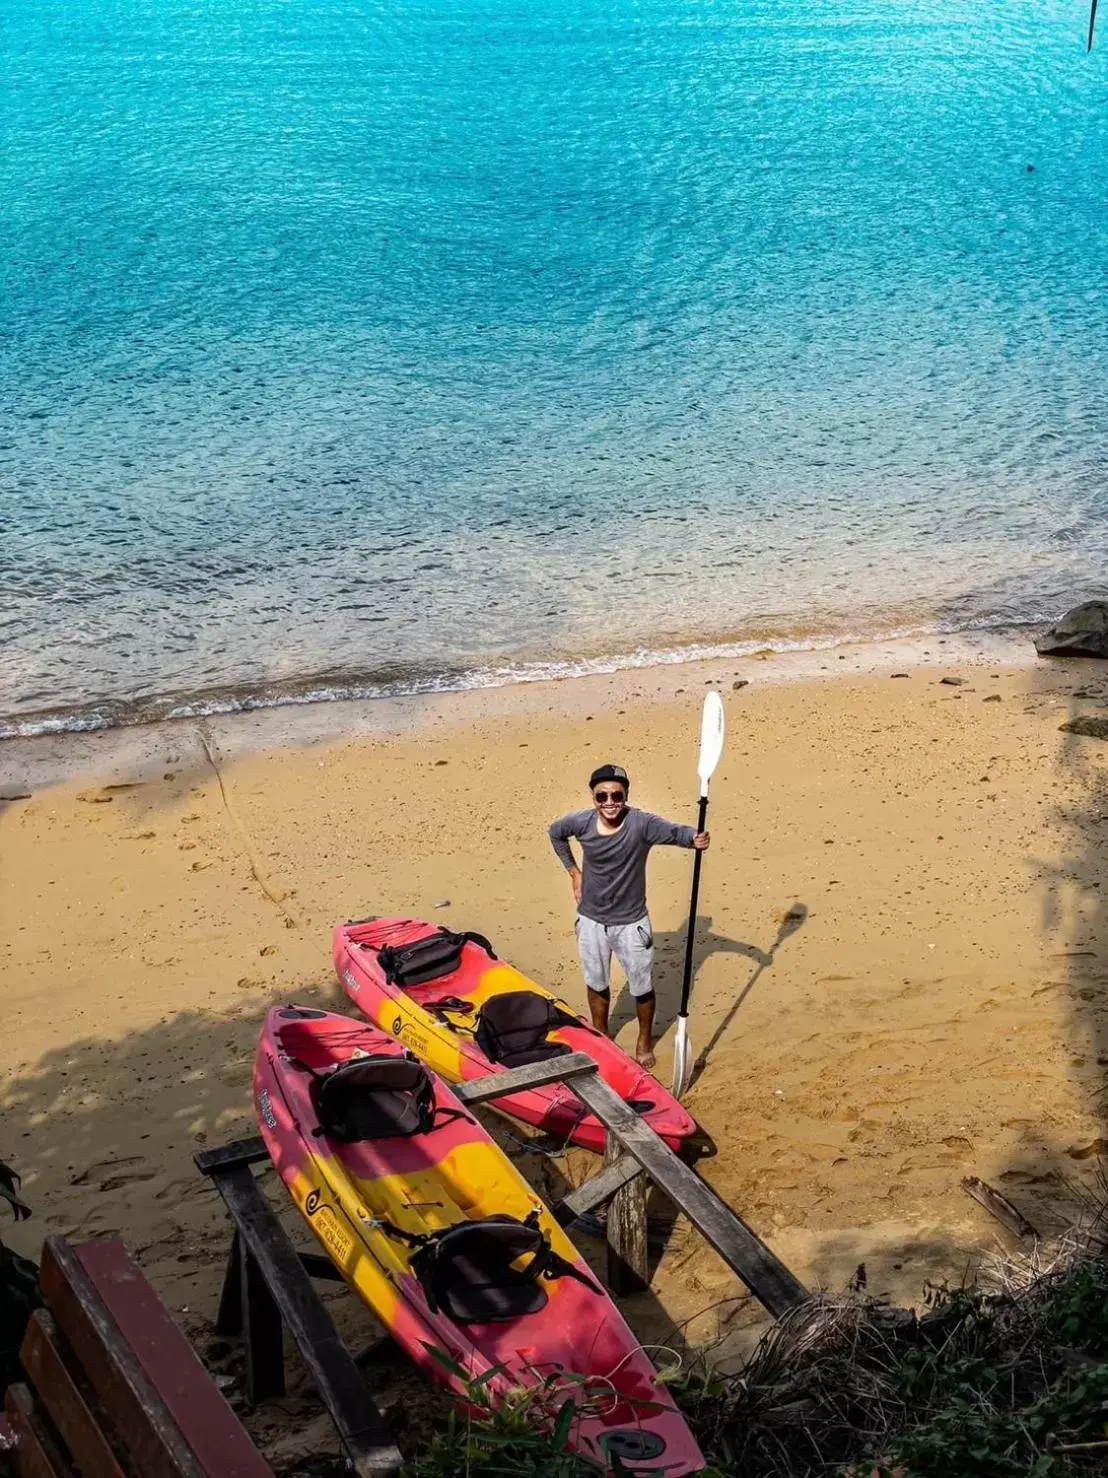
<box><xmin>677</xmin><ymin>794</ymin><xmax>709</xmax><ymax>1018</ymax></box>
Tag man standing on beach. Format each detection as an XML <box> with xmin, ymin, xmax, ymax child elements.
<box><xmin>548</xmin><ymin>765</ymin><xmax>710</xmax><ymax>1070</ymax></box>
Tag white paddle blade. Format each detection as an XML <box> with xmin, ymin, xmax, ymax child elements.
<box><xmin>671</xmin><ymin>1015</ymin><xmax>693</xmax><ymax>1099</ymax></box>
<box><xmin>697</xmin><ymin>691</ymin><xmax>725</xmax><ymax>797</ymax></box>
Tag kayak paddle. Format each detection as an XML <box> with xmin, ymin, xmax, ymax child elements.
<box><xmin>672</xmin><ymin>690</ymin><xmax>725</xmax><ymax>1100</ymax></box>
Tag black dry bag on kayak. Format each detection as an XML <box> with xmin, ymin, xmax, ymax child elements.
<box><xmin>376</xmin><ymin>928</ymin><xmax>496</xmax><ymax>988</ymax></box>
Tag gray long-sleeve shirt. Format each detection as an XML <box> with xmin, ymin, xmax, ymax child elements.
<box><xmin>548</xmin><ymin>807</ymin><xmax>695</xmax><ymax>925</ymax></box>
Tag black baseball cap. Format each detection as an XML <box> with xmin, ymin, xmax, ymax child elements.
<box><xmin>589</xmin><ymin>764</ymin><xmax>629</xmax><ymax>792</ymax></box>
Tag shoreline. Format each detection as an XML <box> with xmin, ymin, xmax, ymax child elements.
<box><xmin>0</xmin><ymin>617</ymin><xmax>1045</xmax><ymax>745</ymax></box>
<box><xmin>1</xmin><ymin>627</ymin><xmax>1038</xmax><ymax>793</ymax></box>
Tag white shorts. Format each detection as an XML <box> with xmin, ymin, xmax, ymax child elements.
<box><xmin>575</xmin><ymin>914</ymin><xmax>655</xmax><ymax>998</ymax></box>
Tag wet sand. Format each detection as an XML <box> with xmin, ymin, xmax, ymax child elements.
<box><xmin>4</xmin><ymin>630</ymin><xmax>1108</xmax><ymax>1446</ymax></box>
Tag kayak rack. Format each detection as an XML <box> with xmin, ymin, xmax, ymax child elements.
<box><xmin>446</xmin><ymin>1052</ymin><xmax>806</xmax><ymax>1317</ymax></box>
<box><xmin>195</xmin><ymin>1052</ymin><xmax>805</xmax><ymax>1474</ymax></box>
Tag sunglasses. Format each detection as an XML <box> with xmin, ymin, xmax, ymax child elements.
<box><xmin>593</xmin><ymin>790</ymin><xmax>626</xmax><ymax>804</ymax></box>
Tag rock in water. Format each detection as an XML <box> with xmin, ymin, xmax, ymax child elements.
<box><xmin>1035</xmin><ymin>601</ymin><xmax>1108</xmax><ymax>658</ymax></box>
<box><xmin>1060</xmin><ymin>716</ymin><xmax>1108</xmax><ymax>741</ymax></box>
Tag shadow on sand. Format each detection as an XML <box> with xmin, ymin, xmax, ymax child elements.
<box><xmin>606</xmin><ymin>906</ymin><xmax>809</xmax><ymax>1064</ymax></box>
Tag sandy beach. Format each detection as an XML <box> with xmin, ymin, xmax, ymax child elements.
<box><xmin>4</xmin><ymin>630</ymin><xmax>1108</xmax><ymax>1451</ymax></box>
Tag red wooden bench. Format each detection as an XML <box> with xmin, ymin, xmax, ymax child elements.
<box><xmin>4</xmin><ymin>1236</ymin><xmax>274</xmax><ymax>1478</ymax></box>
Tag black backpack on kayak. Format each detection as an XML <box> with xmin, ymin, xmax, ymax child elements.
<box><xmin>474</xmin><ymin>991</ymin><xmax>581</xmax><ymax>1070</ymax></box>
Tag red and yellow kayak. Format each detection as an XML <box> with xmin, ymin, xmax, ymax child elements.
<box><xmin>334</xmin><ymin>917</ymin><xmax>701</xmax><ymax>1155</ymax></box>
<box><xmin>255</xmin><ymin>1005</ymin><xmax>704</xmax><ymax>1474</ymax></box>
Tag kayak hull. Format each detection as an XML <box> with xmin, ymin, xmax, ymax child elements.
<box><xmin>255</xmin><ymin>1005</ymin><xmax>704</xmax><ymax>1475</ymax></box>
<box><xmin>334</xmin><ymin>917</ymin><xmax>700</xmax><ymax>1154</ymax></box>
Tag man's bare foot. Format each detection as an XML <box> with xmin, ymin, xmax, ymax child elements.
<box><xmin>635</xmin><ymin>1042</ymin><xmax>656</xmax><ymax>1070</ymax></box>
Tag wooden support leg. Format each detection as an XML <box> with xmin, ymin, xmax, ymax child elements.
<box><xmin>241</xmin><ymin>1241</ymin><xmax>285</xmax><ymax>1405</ymax></box>
<box><xmin>215</xmin><ymin>1232</ymin><xmax>244</xmax><ymax>1337</ymax></box>
<box><xmin>603</xmin><ymin>1136</ymin><xmax>649</xmax><ymax>1295</ymax></box>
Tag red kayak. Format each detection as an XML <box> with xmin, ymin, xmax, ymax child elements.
<box><xmin>255</xmin><ymin>1005</ymin><xmax>704</xmax><ymax>1474</ymax></box>
<box><xmin>333</xmin><ymin>917</ymin><xmax>701</xmax><ymax>1155</ymax></box>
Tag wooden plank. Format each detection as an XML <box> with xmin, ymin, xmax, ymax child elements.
<box><xmin>553</xmin><ymin>1152</ymin><xmax>642</xmax><ymax>1227</ymax></box>
<box><xmin>39</xmin><ymin>1238</ymin><xmax>208</xmax><ymax>1478</ymax></box>
<box><xmin>194</xmin><ymin>1140</ymin><xmax>269</xmax><ymax>1178</ymax></box>
<box><xmin>452</xmin><ymin>1051</ymin><xmax>598</xmax><ymax>1106</ymax></box>
<box><xmin>962</xmin><ymin>1177</ymin><xmax>1039</xmax><ymax>1241</ymax></box>
<box><xmin>19</xmin><ymin>1310</ymin><xmax>127</xmax><ymax>1478</ymax></box>
<box><xmin>5</xmin><ymin>1384</ymin><xmax>71</xmax><ymax>1478</ymax></box>
<box><xmin>212</xmin><ymin>1165</ymin><xmax>401</xmax><ymax>1478</ymax></box>
<box><xmin>603</xmin><ymin>1137</ymin><xmax>648</xmax><ymax>1295</ymax></box>
<box><xmin>570</xmin><ymin>1075</ymin><xmax>807</xmax><ymax>1317</ymax></box>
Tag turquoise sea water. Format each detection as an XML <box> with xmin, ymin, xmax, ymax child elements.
<box><xmin>1</xmin><ymin>0</ymin><xmax>1107</xmax><ymax>735</ymax></box>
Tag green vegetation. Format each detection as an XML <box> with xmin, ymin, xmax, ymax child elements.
<box><xmin>402</xmin><ymin>1345</ymin><xmax>727</xmax><ymax>1477</ymax></box>
<box><xmin>404</xmin><ymin>1351</ymin><xmax>621</xmax><ymax>1477</ymax></box>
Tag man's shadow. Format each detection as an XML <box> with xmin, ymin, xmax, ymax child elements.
<box><xmin>607</xmin><ymin>904</ymin><xmax>808</xmax><ymax>1065</ymax></box>
<box><xmin>600</xmin><ymin>906</ymin><xmax>806</xmax><ymax>1268</ymax></box>
<box><xmin>687</xmin><ymin>903</ymin><xmax>808</xmax><ymax>1088</ymax></box>
<box><xmin>606</xmin><ymin>910</ymin><xmax>797</xmax><ymax>1037</ymax></box>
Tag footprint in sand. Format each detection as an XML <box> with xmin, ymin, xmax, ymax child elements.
<box><xmin>1066</xmin><ymin>1138</ymin><xmax>1108</xmax><ymax>1161</ymax></box>
<box><xmin>1000</xmin><ymin>1169</ymin><xmax>1057</xmax><ymax>1187</ymax></box>
<box><xmin>76</xmin><ymin>783</ymin><xmax>142</xmax><ymax>804</ymax></box>
<box><xmin>69</xmin><ymin>1157</ymin><xmax>154</xmax><ymax>1191</ymax></box>
<box><xmin>155</xmin><ymin>1179</ymin><xmax>205</xmax><ymax>1204</ymax></box>
<box><xmin>100</xmin><ymin>1170</ymin><xmax>157</xmax><ymax>1193</ymax></box>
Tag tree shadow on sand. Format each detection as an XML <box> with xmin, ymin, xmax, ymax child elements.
<box><xmin>1033</xmin><ymin>659</ymin><xmax>1108</xmax><ymax>1203</ymax></box>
